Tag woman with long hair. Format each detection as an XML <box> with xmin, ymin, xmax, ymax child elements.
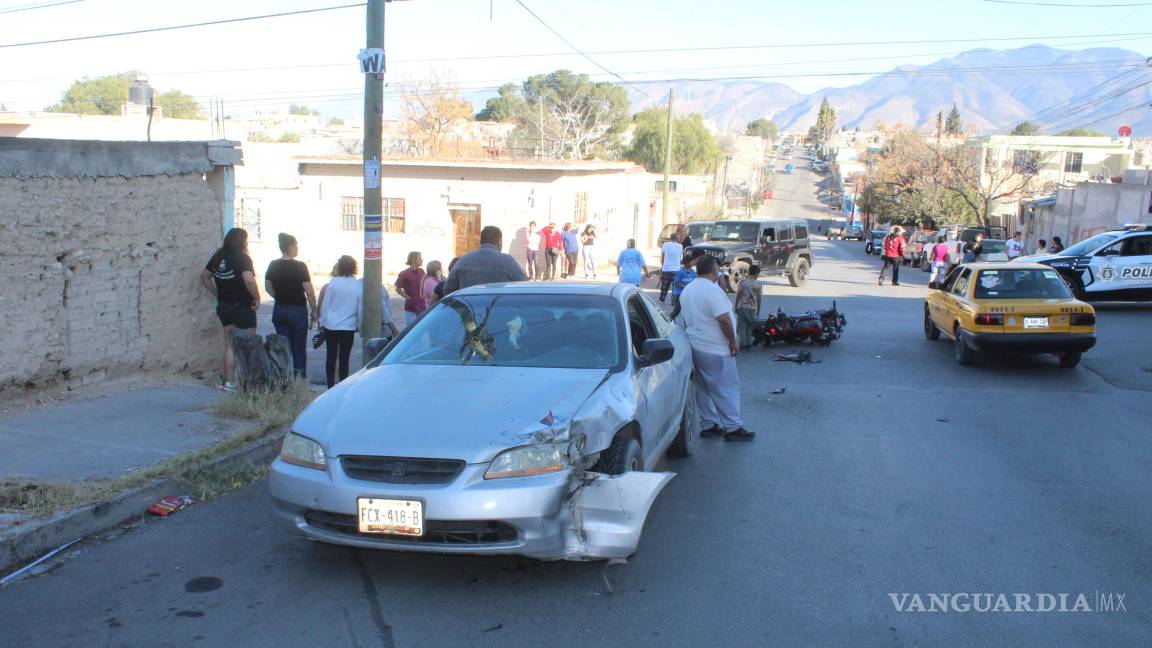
<box><xmin>265</xmin><ymin>233</ymin><xmax>316</xmax><ymax>379</ymax></box>
<box><xmin>422</xmin><ymin>260</ymin><xmax>444</xmax><ymax>307</ymax></box>
<box><xmin>581</xmin><ymin>224</ymin><xmax>598</xmax><ymax>279</ymax></box>
<box><xmin>200</xmin><ymin>227</ymin><xmax>260</xmax><ymax>392</ymax></box>
<box><xmin>316</xmin><ymin>255</ymin><xmax>361</xmax><ymax>388</ymax></box>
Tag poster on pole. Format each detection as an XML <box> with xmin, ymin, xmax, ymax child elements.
<box><xmin>358</xmin><ymin>48</ymin><xmax>385</xmax><ymax>74</ymax></box>
<box><xmin>364</xmin><ymin>229</ymin><xmax>382</xmax><ymax>260</ymax></box>
<box><xmin>364</xmin><ymin>159</ymin><xmax>381</xmax><ymax>190</ymax></box>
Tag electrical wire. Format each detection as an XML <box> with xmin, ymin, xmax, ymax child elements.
<box><xmin>0</xmin><ymin>3</ymin><xmax>366</xmax><ymax>49</ymax></box>
<box><xmin>1073</xmin><ymin>100</ymin><xmax>1151</xmax><ymax>128</ymax></box>
<box><xmin>512</xmin><ymin>0</ymin><xmax>648</xmax><ymax>97</ymax></box>
<box><xmin>982</xmin><ymin>0</ymin><xmax>1152</xmax><ymax>6</ymax></box>
<box><xmin>0</xmin><ymin>0</ymin><xmax>82</xmax><ymax>14</ymax></box>
<box><xmin>1038</xmin><ymin>74</ymin><xmax>1152</xmax><ymax>128</ymax></box>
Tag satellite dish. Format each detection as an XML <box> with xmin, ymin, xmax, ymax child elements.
<box><xmin>1119</xmin><ymin>125</ymin><xmax>1132</xmax><ymax>137</ymax></box>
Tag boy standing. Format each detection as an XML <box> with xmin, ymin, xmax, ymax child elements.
<box><xmin>734</xmin><ymin>265</ymin><xmax>762</xmax><ymax>350</ymax></box>
<box><xmin>669</xmin><ymin>253</ymin><xmax>698</xmax><ymax>320</ymax></box>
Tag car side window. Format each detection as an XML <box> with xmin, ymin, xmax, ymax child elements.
<box><xmin>626</xmin><ymin>296</ymin><xmax>657</xmax><ymax>357</ymax></box>
<box><xmin>762</xmin><ymin>227</ymin><xmax>776</xmax><ymax>242</ymax></box>
<box><xmin>951</xmin><ymin>269</ymin><xmax>972</xmax><ymax>297</ymax></box>
<box><xmin>779</xmin><ymin>227</ymin><xmax>794</xmax><ymax>242</ymax></box>
<box><xmin>795</xmin><ymin>224</ymin><xmax>808</xmax><ymax>239</ymax></box>
<box><xmin>939</xmin><ymin>267</ymin><xmax>962</xmax><ymax>292</ymax></box>
<box><xmin>1122</xmin><ymin>235</ymin><xmax>1152</xmax><ymax>256</ymax></box>
<box><xmin>638</xmin><ymin>291</ymin><xmax>675</xmax><ymax>338</ymax></box>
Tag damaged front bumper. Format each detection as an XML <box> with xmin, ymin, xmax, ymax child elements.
<box><xmin>269</xmin><ymin>459</ymin><xmax>673</xmax><ymax>561</ymax></box>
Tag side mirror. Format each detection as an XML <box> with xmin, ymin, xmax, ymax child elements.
<box><xmin>638</xmin><ymin>338</ymin><xmax>675</xmax><ymax>366</ymax></box>
<box><xmin>365</xmin><ymin>336</ymin><xmax>393</xmax><ymax>363</ymax></box>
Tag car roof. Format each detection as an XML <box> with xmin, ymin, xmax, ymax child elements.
<box><xmin>450</xmin><ymin>280</ymin><xmax>629</xmax><ymax>300</ymax></box>
<box><xmin>957</xmin><ymin>262</ymin><xmax>1053</xmax><ymax>271</ymax></box>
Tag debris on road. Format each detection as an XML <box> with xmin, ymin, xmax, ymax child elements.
<box><xmin>775</xmin><ymin>351</ymin><xmax>819</xmax><ymax>365</ymax></box>
<box><xmin>482</xmin><ymin>623</ymin><xmax>503</xmax><ymax>633</ymax></box>
<box><xmin>936</xmin><ymin>418</ymin><xmax>949</xmax><ymax>423</ymax></box>
<box><xmin>771</xmin><ymin>387</ymin><xmax>787</xmax><ymax>395</ymax></box>
<box><xmin>147</xmin><ymin>495</ymin><xmax>193</xmax><ymax>517</ymax></box>
<box><xmin>0</xmin><ymin>538</ymin><xmax>80</xmax><ymax>587</ymax></box>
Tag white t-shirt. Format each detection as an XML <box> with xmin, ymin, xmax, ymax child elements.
<box><xmin>1006</xmin><ymin>238</ymin><xmax>1024</xmax><ymax>258</ymax></box>
<box><xmin>319</xmin><ymin>276</ymin><xmax>362</xmax><ymax>331</ymax></box>
<box><xmin>661</xmin><ymin>241</ymin><xmax>684</xmax><ymax>272</ymax></box>
<box><xmin>679</xmin><ymin>277</ymin><xmax>736</xmax><ymax>356</ymax></box>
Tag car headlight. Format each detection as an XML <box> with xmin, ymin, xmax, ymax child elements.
<box><xmin>280</xmin><ymin>432</ymin><xmax>327</xmax><ymax>470</ymax></box>
<box><xmin>485</xmin><ymin>443</ymin><xmax>568</xmax><ymax>479</ymax></box>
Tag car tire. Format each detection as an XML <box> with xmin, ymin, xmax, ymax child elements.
<box><xmin>594</xmin><ymin>436</ymin><xmax>643</xmax><ymax>475</ymax></box>
<box><xmin>921</xmin><ymin>255</ymin><xmax>931</xmax><ymax>272</ymax></box>
<box><xmin>954</xmin><ymin>328</ymin><xmax>977</xmax><ymax>366</ymax></box>
<box><xmin>667</xmin><ymin>379</ymin><xmax>699</xmax><ymax>458</ymax></box>
<box><xmin>1059</xmin><ymin>351</ymin><xmax>1082</xmax><ymax>369</ymax></box>
<box><xmin>789</xmin><ymin>258</ymin><xmax>810</xmax><ymax>287</ymax></box>
<box><xmin>924</xmin><ymin>307</ymin><xmax>940</xmax><ymax>340</ymax></box>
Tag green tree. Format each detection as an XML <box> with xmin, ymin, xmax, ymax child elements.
<box><xmin>1010</xmin><ymin>121</ymin><xmax>1043</xmax><ymax>136</ymax></box>
<box><xmin>812</xmin><ymin>97</ymin><xmax>837</xmax><ymax>152</ymax></box>
<box><xmin>945</xmin><ymin>103</ymin><xmax>963</xmax><ymax>136</ymax></box>
<box><xmin>746</xmin><ymin>117</ymin><xmax>778</xmax><ymax>141</ymax></box>
<box><xmin>475</xmin><ymin>83</ymin><xmax>527</xmax><ymax>122</ymax></box>
<box><xmin>519</xmin><ymin>69</ymin><xmax>630</xmax><ymax>159</ymax></box>
<box><xmin>288</xmin><ymin>104</ymin><xmax>320</xmax><ymax>116</ymax></box>
<box><xmin>327</xmin><ymin>117</ymin><xmax>345</xmax><ymax>126</ymax></box>
<box><xmin>153</xmin><ymin>90</ymin><xmax>204</xmax><ymax>119</ymax></box>
<box><xmin>625</xmin><ymin>108</ymin><xmax>719</xmax><ymax>175</ymax></box>
<box><xmin>45</xmin><ymin>72</ymin><xmax>204</xmax><ymax>118</ymax></box>
<box><xmin>1054</xmin><ymin>128</ymin><xmax>1105</xmax><ymax>137</ymax></box>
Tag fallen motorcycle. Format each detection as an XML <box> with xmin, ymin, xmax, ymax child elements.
<box><xmin>752</xmin><ymin>301</ymin><xmax>846</xmax><ymax>347</ymax></box>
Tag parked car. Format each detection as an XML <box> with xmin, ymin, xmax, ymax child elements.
<box><xmin>645</xmin><ymin>221</ymin><xmax>714</xmax><ymax>269</ymax></box>
<box><xmin>269</xmin><ymin>282</ymin><xmax>697</xmax><ymax>561</ymax></box>
<box><xmin>924</xmin><ymin>263</ymin><xmax>1096</xmax><ymax>367</ymax></box>
<box><xmin>906</xmin><ymin>230</ymin><xmax>936</xmax><ymax>267</ymax></box>
<box><xmin>1030</xmin><ymin>224</ymin><xmax>1152</xmax><ymax>301</ymax></box>
<box><xmin>842</xmin><ymin>225</ymin><xmax>865</xmax><ymax>241</ymax></box>
<box><xmin>865</xmin><ymin>230</ymin><xmax>886</xmax><ymax>255</ymax></box>
<box><xmin>688</xmin><ymin>218</ymin><xmax>814</xmax><ymax>287</ymax></box>
<box><xmin>973</xmin><ymin>239</ymin><xmax>1008</xmax><ymax>262</ymax></box>
<box><xmin>936</xmin><ymin>225</ymin><xmax>1009</xmax><ymax>266</ymax></box>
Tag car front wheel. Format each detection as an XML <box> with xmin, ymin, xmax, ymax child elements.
<box><xmin>594</xmin><ymin>436</ymin><xmax>643</xmax><ymax>475</ymax></box>
<box><xmin>789</xmin><ymin>258</ymin><xmax>809</xmax><ymax>287</ymax></box>
<box><xmin>924</xmin><ymin>307</ymin><xmax>940</xmax><ymax>340</ymax></box>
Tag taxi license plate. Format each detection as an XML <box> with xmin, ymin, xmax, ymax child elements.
<box><xmin>357</xmin><ymin>498</ymin><xmax>423</xmax><ymax>536</ymax></box>
<box><xmin>1024</xmin><ymin>317</ymin><xmax>1048</xmax><ymax>329</ymax></box>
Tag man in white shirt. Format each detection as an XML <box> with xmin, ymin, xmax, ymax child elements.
<box><xmin>659</xmin><ymin>225</ymin><xmax>685</xmax><ymax>303</ymax></box>
<box><xmin>1006</xmin><ymin>231</ymin><xmax>1024</xmax><ymax>260</ymax></box>
<box><xmin>678</xmin><ymin>255</ymin><xmax>755</xmax><ymax>442</ymax></box>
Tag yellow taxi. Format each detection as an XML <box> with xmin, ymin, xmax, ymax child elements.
<box><xmin>924</xmin><ymin>262</ymin><xmax>1096</xmax><ymax>367</ymax></box>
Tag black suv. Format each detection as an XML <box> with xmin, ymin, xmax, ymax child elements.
<box><xmin>688</xmin><ymin>218</ymin><xmax>813</xmax><ymax>287</ymax></box>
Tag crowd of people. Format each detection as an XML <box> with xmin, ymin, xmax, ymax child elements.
<box><xmin>200</xmin><ymin>222</ymin><xmax>755</xmax><ymax>442</ymax></box>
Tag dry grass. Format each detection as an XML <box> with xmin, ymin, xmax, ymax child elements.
<box><xmin>0</xmin><ymin>381</ymin><xmax>315</xmax><ymax>516</ymax></box>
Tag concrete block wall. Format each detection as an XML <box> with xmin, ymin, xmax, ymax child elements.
<box><xmin>0</xmin><ymin>170</ymin><xmax>224</xmax><ymax>399</ymax></box>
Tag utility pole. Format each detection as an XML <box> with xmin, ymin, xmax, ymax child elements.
<box><xmin>361</xmin><ymin>0</ymin><xmax>385</xmax><ymax>353</ymax></box>
<box><xmin>661</xmin><ymin>89</ymin><xmax>674</xmax><ymax>228</ymax></box>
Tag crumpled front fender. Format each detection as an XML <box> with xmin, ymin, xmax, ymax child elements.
<box><xmin>560</xmin><ymin>471</ymin><xmax>675</xmax><ymax>561</ymax></box>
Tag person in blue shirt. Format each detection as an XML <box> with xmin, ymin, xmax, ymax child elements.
<box><xmin>669</xmin><ymin>252</ymin><xmax>699</xmax><ymax>320</ymax></box>
<box><xmin>561</xmin><ymin>222</ymin><xmax>581</xmax><ymax>278</ymax></box>
<box><xmin>615</xmin><ymin>239</ymin><xmax>648</xmax><ymax>286</ymax></box>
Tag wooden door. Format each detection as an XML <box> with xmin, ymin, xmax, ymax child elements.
<box><xmin>449</xmin><ymin>205</ymin><xmax>482</xmax><ymax>258</ymax></box>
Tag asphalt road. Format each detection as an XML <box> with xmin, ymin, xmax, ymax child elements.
<box><xmin>2</xmin><ymin>165</ymin><xmax>1149</xmax><ymax>648</ymax></box>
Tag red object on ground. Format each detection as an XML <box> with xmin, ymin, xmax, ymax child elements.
<box><xmin>147</xmin><ymin>495</ymin><xmax>193</xmax><ymax>517</ymax></box>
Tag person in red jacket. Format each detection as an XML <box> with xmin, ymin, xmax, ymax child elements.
<box><xmin>540</xmin><ymin>222</ymin><xmax>563</xmax><ymax>280</ymax></box>
<box><xmin>878</xmin><ymin>226</ymin><xmax>907</xmax><ymax>286</ymax></box>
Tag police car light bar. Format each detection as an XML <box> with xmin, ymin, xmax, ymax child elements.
<box><xmin>1121</xmin><ymin>224</ymin><xmax>1152</xmax><ymax>231</ymax></box>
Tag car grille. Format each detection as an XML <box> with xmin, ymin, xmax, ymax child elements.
<box><xmin>340</xmin><ymin>456</ymin><xmax>465</xmax><ymax>484</ymax></box>
<box><xmin>304</xmin><ymin>510</ymin><xmax>518</xmax><ymax>545</ymax></box>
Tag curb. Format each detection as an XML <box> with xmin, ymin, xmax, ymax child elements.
<box><xmin>0</xmin><ymin>431</ymin><xmax>284</xmax><ymax>577</ymax></box>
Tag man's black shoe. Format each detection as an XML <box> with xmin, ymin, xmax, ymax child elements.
<box><xmin>724</xmin><ymin>428</ymin><xmax>756</xmax><ymax>442</ymax></box>
<box><xmin>700</xmin><ymin>425</ymin><xmax>724</xmax><ymax>438</ymax></box>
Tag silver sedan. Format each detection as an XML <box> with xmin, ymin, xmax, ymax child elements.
<box><xmin>269</xmin><ymin>282</ymin><xmax>698</xmax><ymax>561</ymax></box>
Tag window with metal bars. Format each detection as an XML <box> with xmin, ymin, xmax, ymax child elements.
<box><xmin>340</xmin><ymin>196</ymin><xmax>363</xmax><ymax>231</ymax></box>
<box><xmin>235</xmin><ymin>198</ymin><xmax>262</xmax><ymax>241</ymax></box>
<box><xmin>574</xmin><ymin>192</ymin><xmax>588</xmax><ymax>224</ymax></box>
<box><xmin>383</xmin><ymin>198</ymin><xmax>406</xmax><ymax>233</ymax></box>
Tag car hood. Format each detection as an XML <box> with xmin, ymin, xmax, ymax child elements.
<box><xmin>292</xmin><ymin>364</ymin><xmax>610</xmax><ymax>464</ymax></box>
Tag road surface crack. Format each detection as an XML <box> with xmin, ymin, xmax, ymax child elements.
<box><xmin>352</xmin><ymin>548</ymin><xmax>396</xmax><ymax>647</ymax></box>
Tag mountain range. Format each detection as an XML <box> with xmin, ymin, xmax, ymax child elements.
<box><xmin>629</xmin><ymin>46</ymin><xmax>1152</xmax><ymax>136</ymax></box>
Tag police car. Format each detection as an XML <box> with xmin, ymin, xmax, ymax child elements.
<box><xmin>1029</xmin><ymin>225</ymin><xmax>1152</xmax><ymax>301</ymax></box>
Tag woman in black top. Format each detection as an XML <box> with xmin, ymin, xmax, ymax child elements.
<box><xmin>265</xmin><ymin>233</ymin><xmax>317</xmax><ymax>379</ymax></box>
<box><xmin>200</xmin><ymin>227</ymin><xmax>260</xmax><ymax>392</ymax></box>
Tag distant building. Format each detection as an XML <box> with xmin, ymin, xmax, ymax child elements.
<box><xmin>1021</xmin><ymin>170</ymin><xmax>1152</xmax><ymax>248</ymax></box>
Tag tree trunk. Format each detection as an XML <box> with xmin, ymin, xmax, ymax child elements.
<box><xmin>229</xmin><ymin>330</ymin><xmax>293</xmax><ymax>392</ymax></box>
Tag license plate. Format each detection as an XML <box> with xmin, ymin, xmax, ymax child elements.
<box><xmin>357</xmin><ymin>498</ymin><xmax>423</xmax><ymax>536</ymax></box>
<box><xmin>1024</xmin><ymin>317</ymin><xmax>1048</xmax><ymax>329</ymax></box>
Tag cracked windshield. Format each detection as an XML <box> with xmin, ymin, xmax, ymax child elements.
<box><xmin>2</xmin><ymin>0</ymin><xmax>1150</xmax><ymax>646</ymax></box>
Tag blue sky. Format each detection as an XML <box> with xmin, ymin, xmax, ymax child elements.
<box><xmin>1</xmin><ymin>0</ymin><xmax>1150</xmax><ymax>119</ymax></box>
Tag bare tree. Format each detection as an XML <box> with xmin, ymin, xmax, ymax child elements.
<box><xmin>940</xmin><ymin>145</ymin><xmax>1055</xmax><ymax>227</ymax></box>
<box><xmin>399</xmin><ymin>74</ymin><xmax>475</xmax><ymax>159</ymax></box>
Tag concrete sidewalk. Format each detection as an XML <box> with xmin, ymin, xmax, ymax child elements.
<box><xmin>0</xmin><ymin>385</ymin><xmax>249</xmax><ymax>483</ymax></box>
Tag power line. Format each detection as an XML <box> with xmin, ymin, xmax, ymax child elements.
<box><xmin>0</xmin><ymin>3</ymin><xmax>366</xmax><ymax>49</ymax></box>
<box><xmin>0</xmin><ymin>0</ymin><xmax>83</xmax><ymax>14</ymax></box>
<box><xmin>983</xmin><ymin>0</ymin><xmax>1152</xmax><ymax>6</ymax></box>
<box><xmin>991</xmin><ymin>65</ymin><xmax>1146</xmax><ymax>131</ymax></box>
<box><xmin>512</xmin><ymin>0</ymin><xmax>648</xmax><ymax>97</ymax></box>
<box><xmin>1074</xmin><ymin>100</ymin><xmax>1151</xmax><ymax>128</ymax></box>
<box><xmin>1038</xmin><ymin>74</ymin><xmax>1152</xmax><ymax>127</ymax></box>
